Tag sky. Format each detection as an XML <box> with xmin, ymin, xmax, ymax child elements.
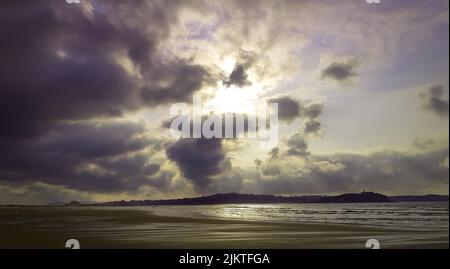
<box><xmin>0</xmin><ymin>0</ymin><xmax>448</xmax><ymax>204</ymax></box>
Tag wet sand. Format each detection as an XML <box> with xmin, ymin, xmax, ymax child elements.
<box><xmin>0</xmin><ymin>206</ymin><xmax>447</xmax><ymax>249</ymax></box>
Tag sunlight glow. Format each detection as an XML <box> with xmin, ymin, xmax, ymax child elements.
<box><xmin>205</xmin><ymin>81</ymin><xmax>263</xmax><ymax>114</ymax></box>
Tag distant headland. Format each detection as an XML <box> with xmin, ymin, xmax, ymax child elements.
<box><xmin>60</xmin><ymin>191</ymin><xmax>449</xmax><ymax>207</ymax></box>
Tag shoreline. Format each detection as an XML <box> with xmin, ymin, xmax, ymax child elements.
<box><xmin>0</xmin><ymin>206</ymin><xmax>448</xmax><ymax>249</ymax></box>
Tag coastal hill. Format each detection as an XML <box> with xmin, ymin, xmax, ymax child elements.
<box><xmin>71</xmin><ymin>191</ymin><xmax>449</xmax><ymax>207</ymax></box>
<box><xmin>389</xmin><ymin>194</ymin><xmax>450</xmax><ymax>202</ymax></box>
<box><xmin>94</xmin><ymin>193</ymin><xmax>322</xmax><ymax>206</ymax></box>
<box><xmin>318</xmin><ymin>191</ymin><xmax>391</xmax><ymax>203</ymax></box>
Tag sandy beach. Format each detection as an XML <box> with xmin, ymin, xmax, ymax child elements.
<box><xmin>0</xmin><ymin>206</ymin><xmax>448</xmax><ymax>249</ymax></box>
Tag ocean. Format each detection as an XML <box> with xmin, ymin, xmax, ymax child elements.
<box><xmin>149</xmin><ymin>201</ymin><xmax>449</xmax><ymax>229</ymax></box>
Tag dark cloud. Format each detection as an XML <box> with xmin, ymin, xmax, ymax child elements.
<box><xmin>322</xmin><ymin>60</ymin><xmax>358</xmax><ymax>82</ymax></box>
<box><xmin>140</xmin><ymin>63</ymin><xmax>211</xmax><ymax>106</ymax></box>
<box><xmin>419</xmin><ymin>85</ymin><xmax>449</xmax><ymax>118</ymax></box>
<box><xmin>303</xmin><ymin>103</ymin><xmax>324</xmax><ymax>119</ymax></box>
<box><xmin>0</xmin><ymin>120</ymin><xmax>163</xmax><ymax>192</ymax></box>
<box><xmin>223</xmin><ymin>64</ymin><xmax>252</xmax><ymax>88</ymax></box>
<box><xmin>286</xmin><ymin>133</ymin><xmax>310</xmax><ymax>157</ymax></box>
<box><xmin>0</xmin><ymin>1</ymin><xmax>209</xmax><ymax>139</ymax></box>
<box><xmin>268</xmin><ymin>97</ymin><xmax>323</xmax><ymax>123</ymax></box>
<box><xmin>304</xmin><ymin>120</ymin><xmax>321</xmax><ymax>135</ymax></box>
<box><xmin>222</xmin><ymin>49</ymin><xmax>257</xmax><ymax>88</ymax></box>
<box><xmin>146</xmin><ymin>170</ymin><xmax>177</xmax><ymax>190</ymax></box>
<box><xmin>269</xmin><ymin>97</ymin><xmax>300</xmax><ymax>122</ymax></box>
<box><xmin>0</xmin><ymin>1</ymin><xmax>210</xmax><ymax>196</ymax></box>
<box><xmin>166</xmin><ymin>138</ymin><xmax>231</xmax><ymax>189</ymax></box>
<box><xmin>266</xmin><ymin>99</ymin><xmax>323</xmax><ymax>157</ymax></box>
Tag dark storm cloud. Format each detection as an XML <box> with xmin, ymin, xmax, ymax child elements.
<box><xmin>0</xmin><ymin>1</ymin><xmax>211</xmax><ymax>195</ymax></box>
<box><xmin>269</xmin><ymin>97</ymin><xmax>300</xmax><ymax>122</ymax></box>
<box><xmin>222</xmin><ymin>49</ymin><xmax>256</xmax><ymax>88</ymax></box>
<box><xmin>140</xmin><ymin>63</ymin><xmax>212</xmax><ymax>106</ymax></box>
<box><xmin>0</xmin><ymin>120</ymin><xmax>164</xmax><ymax>192</ymax></box>
<box><xmin>322</xmin><ymin>60</ymin><xmax>358</xmax><ymax>82</ymax></box>
<box><xmin>419</xmin><ymin>85</ymin><xmax>449</xmax><ymax>118</ymax></box>
<box><xmin>166</xmin><ymin>138</ymin><xmax>231</xmax><ymax>189</ymax></box>
<box><xmin>223</xmin><ymin>64</ymin><xmax>252</xmax><ymax>88</ymax></box>
<box><xmin>0</xmin><ymin>1</ymin><xmax>209</xmax><ymax>138</ymax></box>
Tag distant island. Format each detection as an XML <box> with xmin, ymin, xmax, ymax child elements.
<box><xmin>62</xmin><ymin>191</ymin><xmax>449</xmax><ymax>207</ymax></box>
<box><xmin>318</xmin><ymin>191</ymin><xmax>391</xmax><ymax>203</ymax></box>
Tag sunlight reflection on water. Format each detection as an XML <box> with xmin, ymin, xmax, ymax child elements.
<box><xmin>148</xmin><ymin>202</ymin><xmax>449</xmax><ymax>230</ymax></box>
